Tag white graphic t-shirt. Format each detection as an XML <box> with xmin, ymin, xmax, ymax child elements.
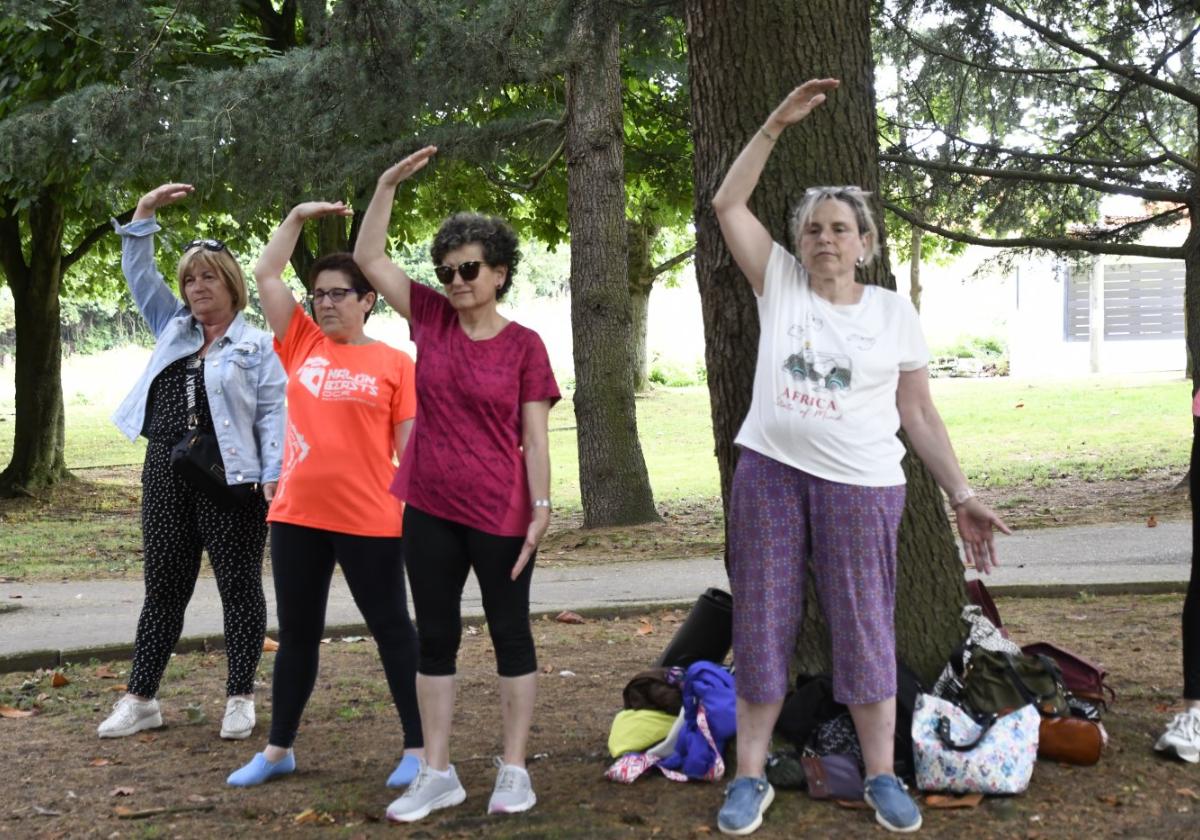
<box><xmin>734</xmin><ymin>242</ymin><xmax>929</xmax><ymax>486</ymax></box>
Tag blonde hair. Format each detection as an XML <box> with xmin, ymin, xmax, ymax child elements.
<box><xmin>790</xmin><ymin>186</ymin><xmax>881</xmax><ymax>264</ymax></box>
<box><xmin>176</xmin><ymin>247</ymin><xmax>248</xmax><ymax>312</ymax></box>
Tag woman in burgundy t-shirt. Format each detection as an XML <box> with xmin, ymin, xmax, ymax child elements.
<box><xmin>356</xmin><ymin>146</ymin><xmax>560</xmax><ymax>823</ymax></box>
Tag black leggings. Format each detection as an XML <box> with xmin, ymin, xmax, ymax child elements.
<box><xmin>267</xmin><ymin>523</ymin><xmax>422</xmax><ymax>750</ymax></box>
<box><xmin>130</xmin><ymin>441</ymin><xmax>268</xmax><ymax>698</ymax></box>
<box><xmin>403</xmin><ymin>506</ymin><xmax>537</xmax><ymax>678</ymax></box>
<box><xmin>1185</xmin><ymin>418</ymin><xmax>1200</xmax><ymax>699</ymax></box>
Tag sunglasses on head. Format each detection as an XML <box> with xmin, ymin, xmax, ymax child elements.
<box><xmin>183</xmin><ymin>238</ymin><xmax>227</xmax><ymax>253</ymax></box>
<box><xmin>434</xmin><ymin>260</ymin><xmax>484</xmax><ymax>285</ymax></box>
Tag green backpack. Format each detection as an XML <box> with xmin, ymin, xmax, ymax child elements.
<box><xmin>961</xmin><ymin>648</ymin><xmax>1070</xmax><ymax>718</ymax></box>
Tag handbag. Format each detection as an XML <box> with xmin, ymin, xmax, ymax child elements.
<box><xmin>1021</xmin><ymin>641</ymin><xmax>1115</xmax><ymax>710</ymax></box>
<box><xmin>800</xmin><ymin>752</ymin><xmax>864</xmax><ymax>800</ymax></box>
<box><xmin>961</xmin><ymin>648</ymin><xmax>1069</xmax><ymax>718</ymax></box>
<box><xmin>1037</xmin><ymin>716</ymin><xmax>1104</xmax><ymax>766</ymax></box>
<box><xmin>912</xmin><ymin>694</ymin><xmax>1039</xmax><ymax>794</ymax></box>
<box><xmin>169</xmin><ymin>356</ymin><xmax>256</xmax><ymax>508</ymax></box>
<box><xmin>654</xmin><ymin>588</ymin><xmax>732</xmax><ymax>668</ymax></box>
<box><xmin>623</xmin><ymin>667</ymin><xmax>685</xmax><ymax>716</ymax></box>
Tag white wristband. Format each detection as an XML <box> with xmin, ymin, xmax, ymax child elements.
<box><xmin>949</xmin><ymin>487</ymin><xmax>976</xmax><ymax>508</ymax></box>
<box><xmin>532</xmin><ymin>498</ymin><xmax>551</xmax><ymax>510</ymax></box>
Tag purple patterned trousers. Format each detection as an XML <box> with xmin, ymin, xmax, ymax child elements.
<box><xmin>728</xmin><ymin>448</ymin><xmax>906</xmax><ymax>705</ymax></box>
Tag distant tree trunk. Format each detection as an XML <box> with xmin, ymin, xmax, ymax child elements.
<box><xmin>627</xmin><ymin>218</ymin><xmax>659</xmax><ymax>392</ymax></box>
<box><xmin>909</xmin><ymin>221</ymin><xmax>923</xmax><ymax>312</ymax></box>
<box><xmin>565</xmin><ymin>1</ymin><xmax>659</xmax><ymax>527</ymax></box>
<box><xmin>0</xmin><ymin>195</ymin><xmax>69</xmax><ymax>496</ymax></box>
<box><xmin>686</xmin><ymin>0</ymin><xmax>965</xmax><ymax>682</ymax></box>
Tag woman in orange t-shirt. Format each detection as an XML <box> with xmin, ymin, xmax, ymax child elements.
<box><xmin>226</xmin><ymin>202</ymin><xmax>423</xmax><ymax>791</ymax></box>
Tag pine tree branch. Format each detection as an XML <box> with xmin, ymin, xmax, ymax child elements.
<box><xmin>1139</xmin><ymin>113</ymin><xmax>1200</xmax><ymax>175</ymax></box>
<box><xmin>63</xmin><ymin>209</ymin><xmax>133</xmax><ymax>271</ymax></box>
<box><xmin>878</xmin><ymin>153</ymin><xmax>1187</xmax><ymax>202</ymax></box>
<box><xmin>986</xmin><ymin>1</ymin><xmax>1200</xmax><ymax>108</ymax></box>
<box><xmin>480</xmin><ymin>137</ymin><xmax>566</xmax><ymax>192</ymax></box>
<box><xmin>883</xmin><ymin>201</ymin><xmax>1185</xmax><ymax>258</ymax></box>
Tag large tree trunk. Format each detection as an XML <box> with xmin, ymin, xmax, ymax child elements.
<box><xmin>565</xmin><ymin>2</ymin><xmax>659</xmax><ymax>527</ymax></box>
<box><xmin>685</xmin><ymin>0</ymin><xmax>965</xmax><ymax>682</ymax></box>
<box><xmin>0</xmin><ymin>195</ymin><xmax>69</xmax><ymax>496</ymax></box>
<box><xmin>627</xmin><ymin>218</ymin><xmax>658</xmax><ymax>392</ymax></box>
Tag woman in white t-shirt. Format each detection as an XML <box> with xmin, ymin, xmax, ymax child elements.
<box><xmin>709</xmin><ymin>78</ymin><xmax>1011</xmax><ymax>836</ymax></box>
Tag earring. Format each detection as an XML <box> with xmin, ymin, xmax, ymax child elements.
<box><xmin>855</xmin><ymin>256</ymin><xmax>865</xmax><ymax>267</ymax></box>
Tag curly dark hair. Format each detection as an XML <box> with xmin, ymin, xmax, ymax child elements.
<box><xmin>430</xmin><ymin>212</ymin><xmax>521</xmax><ymax>300</ymax></box>
<box><xmin>308</xmin><ymin>252</ymin><xmax>377</xmax><ymax>322</ymax></box>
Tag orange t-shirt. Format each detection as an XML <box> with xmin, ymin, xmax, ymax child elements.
<box><xmin>268</xmin><ymin>305</ymin><xmax>416</xmax><ymax>537</ymax></box>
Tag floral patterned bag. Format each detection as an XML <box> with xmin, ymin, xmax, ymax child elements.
<box><xmin>912</xmin><ymin>694</ymin><xmax>1039</xmax><ymax>794</ymax></box>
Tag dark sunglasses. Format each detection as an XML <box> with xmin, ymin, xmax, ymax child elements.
<box><xmin>434</xmin><ymin>261</ymin><xmax>484</xmax><ymax>285</ymax></box>
<box><xmin>308</xmin><ymin>287</ymin><xmax>359</xmax><ymax>305</ymax></box>
<box><xmin>183</xmin><ymin>238</ymin><xmax>227</xmax><ymax>253</ymax></box>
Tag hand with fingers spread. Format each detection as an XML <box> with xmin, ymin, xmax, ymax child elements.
<box><xmin>288</xmin><ymin>201</ymin><xmax>353</xmax><ymax>223</ymax></box>
<box><xmin>955</xmin><ymin>498</ymin><xmax>1012</xmax><ymax>575</ymax></box>
<box><xmin>378</xmin><ymin>146</ymin><xmax>438</xmax><ymax>188</ymax></box>
<box><xmin>134</xmin><ymin>183</ymin><xmax>194</xmax><ymax>220</ymax></box>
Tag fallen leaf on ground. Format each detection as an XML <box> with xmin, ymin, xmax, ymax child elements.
<box><xmin>188</xmin><ymin>794</ymin><xmax>208</xmax><ymax>803</ymax></box>
<box><xmin>107</xmin><ymin>684</ymin><xmax>128</xmax><ymax>693</ymax></box>
<box><xmin>182</xmin><ymin>705</ymin><xmax>207</xmax><ymax>724</ymax></box>
<box><xmin>135</xmin><ymin>733</ymin><xmax>158</xmax><ymax>744</ymax></box>
<box><xmin>541</xmin><ymin>664</ymin><xmax>553</xmax><ymax>674</ymax></box>
<box><xmin>1014</xmin><ymin>401</ymin><xmax>1025</xmax><ymax>408</ymax></box>
<box><xmin>636</xmin><ymin>621</ymin><xmax>654</xmax><ymax>636</ymax></box>
<box><xmin>1147</xmin><ymin>515</ymin><xmax>1159</xmax><ymax>528</ymax></box>
<box><xmin>89</xmin><ymin>758</ymin><xmax>112</xmax><ymax>767</ymax></box>
<box><xmin>555</xmin><ymin>610</ymin><xmax>585</xmax><ymax>624</ymax></box>
<box><xmin>0</xmin><ymin>705</ymin><xmax>34</xmax><ymax>718</ymax></box>
<box><xmin>51</xmin><ymin>672</ymin><xmax>69</xmax><ymax>688</ymax></box>
<box><xmin>262</xmin><ymin>637</ymin><xmax>279</xmax><ymax>652</ymax></box>
<box><xmin>341</xmin><ymin>636</ymin><xmax>366</xmax><ymax>643</ymax></box>
<box><xmin>110</xmin><ymin>786</ymin><xmax>135</xmax><ymax>797</ymax></box>
<box><xmin>1176</xmin><ymin>788</ymin><xmax>1200</xmax><ymax>801</ymax></box>
<box><xmin>1097</xmin><ymin>794</ymin><xmax>1121</xmax><ymax>806</ymax></box>
<box><xmin>925</xmin><ymin>793</ymin><xmax>984</xmax><ymax>809</ymax></box>
<box><xmin>32</xmin><ymin>805</ymin><xmax>62</xmax><ymax>817</ymax></box>
<box><xmin>94</xmin><ymin>665</ymin><xmax>120</xmax><ymax>679</ymax></box>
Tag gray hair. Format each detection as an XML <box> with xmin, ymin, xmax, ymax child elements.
<box><xmin>790</xmin><ymin>186</ymin><xmax>881</xmax><ymax>264</ymax></box>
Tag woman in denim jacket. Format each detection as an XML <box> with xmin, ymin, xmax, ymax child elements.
<box><xmin>98</xmin><ymin>183</ymin><xmax>286</xmax><ymax>742</ymax></box>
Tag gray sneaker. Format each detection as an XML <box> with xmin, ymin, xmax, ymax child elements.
<box><xmin>487</xmin><ymin>759</ymin><xmax>536</xmax><ymax>814</ymax></box>
<box><xmin>1155</xmin><ymin>708</ymin><xmax>1200</xmax><ymax>763</ymax></box>
<box><xmin>385</xmin><ymin>762</ymin><xmax>466</xmax><ymax>823</ymax></box>
<box><xmin>97</xmin><ymin>695</ymin><xmax>163</xmax><ymax>738</ymax></box>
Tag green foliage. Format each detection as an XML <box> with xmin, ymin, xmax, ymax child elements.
<box><xmin>931</xmin><ymin>333</ymin><xmax>1007</xmax><ymax>359</ymax></box>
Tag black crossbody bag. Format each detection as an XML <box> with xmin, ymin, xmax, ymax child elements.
<box><xmin>169</xmin><ymin>355</ymin><xmax>257</xmax><ymax>508</ymax></box>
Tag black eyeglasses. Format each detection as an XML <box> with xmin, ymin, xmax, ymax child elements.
<box><xmin>434</xmin><ymin>261</ymin><xmax>484</xmax><ymax>285</ymax></box>
<box><xmin>183</xmin><ymin>238</ymin><xmax>227</xmax><ymax>253</ymax></box>
<box><xmin>309</xmin><ymin>287</ymin><xmax>359</xmax><ymax>305</ymax></box>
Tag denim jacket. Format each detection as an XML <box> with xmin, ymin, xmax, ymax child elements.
<box><xmin>110</xmin><ymin>217</ymin><xmax>286</xmax><ymax>484</ymax></box>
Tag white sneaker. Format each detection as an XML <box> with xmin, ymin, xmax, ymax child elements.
<box><xmin>385</xmin><ymin>762</ymin><xmax>467</xmax><ymax>823</ymax></box>
<box><xmin>220</xmin><ymin>697</ymin><xmax>256</xmax><ymax>740</ymax></box>
<box><xmin>1155</xmin><ymin>708</ymin><xmax>1200</xmax><ymax>763</ymax></box>
<box><xmin>487</xmin><ymin>759</ymin><xmax>536</xmax><ymax>814</ymax></box>
<box><xmin>97</xmin><ymin>696</ymin><xmax>163</xmax><ymax>738</ymax></box>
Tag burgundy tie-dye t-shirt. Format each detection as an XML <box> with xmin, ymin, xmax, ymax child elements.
<box><xmin>390</xmin><ymin>282</ymin><xmax>560</xmax><ymax>537</ymax></box>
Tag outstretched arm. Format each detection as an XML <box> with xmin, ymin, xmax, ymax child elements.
<box><xmin>897</xmin><ymin>367</ymin><xmax>1012</xmax><ymax>574</ymax></box>
<box><xmin>353</xmin><ymin>146</ymin><xmax>438</xmax><ymax>321</ymax></box>
<box><xmin>253</xmin><ymin>202</ymin><xmax>352</xmax><ymax>341</ymax></box>
<box><xmin>116</xmin><ymin>183</ymin><xmax>196</xmax><ymax>336</ymax></box>
<box><xmin>712</xmin><ymin>78</ymin><xmax>839</xmax><ymax>295</ymax></box>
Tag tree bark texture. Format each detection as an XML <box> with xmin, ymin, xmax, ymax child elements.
<box><xmin>686</xmin><ymin>0</ymin><xmax>966</xmax><ymax>682</ymax></box>
<box><xmin>909</xmin><ymin>222</ymin><xmax>923</xmax><ymax>312</ymax></box>
<box><xmin>0</xmin><ymin>194</ymin><xmax>69</xmax><ymax>496</ymax></box>
<box><xmin>565</xmin><ymin>2</ymin><xmax>659</xmax><ymax>527</ymax></box>
<box><xmin>627</xmin><ymin>218</ymin><xmax>658</xmax><ymax>392</ymax></box>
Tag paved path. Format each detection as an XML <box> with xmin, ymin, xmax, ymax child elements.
<box><xmin>0</xmin><ymin>522</ymin><xmax>1190</xmax><ymax>665</ymax></box>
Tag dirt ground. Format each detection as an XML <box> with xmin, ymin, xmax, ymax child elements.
<box><xmin>1</xmin><ymin>595</ymin><xmax>1199</xmax><ymax>839</ymax></box>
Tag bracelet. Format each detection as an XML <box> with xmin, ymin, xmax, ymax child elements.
<box><xmin>759</xmin><ymin>126</ymin><xmax>779</xmax><ymax>143</ymax></box>
<box><xmin>949</xmin><ymin>487</ymin><xmax>976</xmax><ymax>508</ymax></box>
<box><xmin>532</xmin><ymin>498</ymin><xmax>552</xmax><ymax>510</ymax></box>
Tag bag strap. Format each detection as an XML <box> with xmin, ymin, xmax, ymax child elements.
<box><xmin>935</xmin><ymin>713</ymin><xmax>996</xmax><ymax>752</ymax></box>
<box><xmin>1001</xmin><ymin>652</ymin><xmax>1063</xmax><ymax>710</ymax></box>
<box><xmin>184</xmin><ymin>354</ymin><xmax>201</xmax><ymax>430</ymax></box>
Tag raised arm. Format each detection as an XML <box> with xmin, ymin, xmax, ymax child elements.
<box><xmin>712</xmin><ymin>78</ymin><xmax>840</xmax><ymax>295</ymax></box>
<box><xmin>353</xmin><ymin>146</ymin><xmax>438</xmax><ymax>320</ymax></box>
<box><xmin>253</xmin><ymin>202</ymin><xmax>352</xmax><ymax>341</ymax></box>
<box><xmin>115</xmin><ymin>183</ymin><xmax>195</xmax><ymax>336</ymax></box>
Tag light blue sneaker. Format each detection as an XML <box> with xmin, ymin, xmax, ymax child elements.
<box><xmin>387</xmin><ymin>753</ymin><xmax>422</xmax><ymax>788</ymax></box>
<box><xmin>227</xmin><ymin>751</ymin><xmax>296</xmax><ymax>787</ymax></box>
<box><xmin>864</xmin><ymin>774</ymin><xmax>922</xmax><ymax>833</ymax></box>
<box><xmin>717</xmin><ymin>775</ymin><xmax>774</xmax><ymax>835</ymax></box>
